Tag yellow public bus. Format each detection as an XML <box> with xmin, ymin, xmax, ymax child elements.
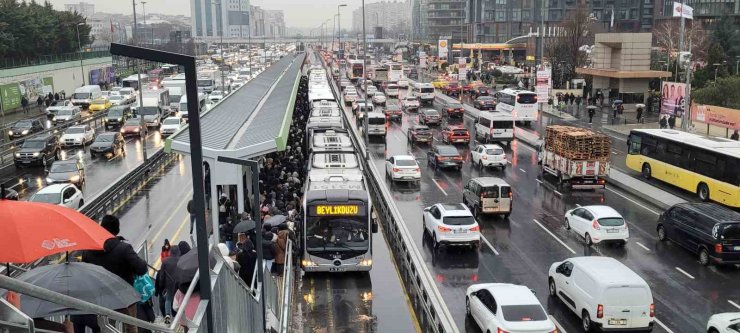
<box><xmin>626</xmin><ymin>129</ymin><xmax>740</xmax><ymax>208</ymax></box>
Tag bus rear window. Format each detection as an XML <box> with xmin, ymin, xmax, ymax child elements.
<box><xmin>517</xmin><ymin>94</ymin><xmax>537</xmax><ymax>104</ymax></box>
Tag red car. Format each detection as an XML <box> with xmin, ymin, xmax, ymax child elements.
<box><xmin>120</xmin><ymin>118</ymin><xmax>147</xmax><ymax>137</ymax></box>
<box><xmin>443</xmin><ymin>82</ymin><xmax>462</xmax><ymax>96</ymax></box>
<box><xmin>441</xmin><ymin>125</ymin><xmax>470</xmax><ymax>144</ymax></box>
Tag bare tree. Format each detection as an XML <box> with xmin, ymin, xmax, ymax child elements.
<box><xmin>654</xmin><ymin>19</ymin><xmax>709</xmax><ymax>63</ymax></box>
<box><xmin>545</xmin><ymin>5</ymin><xmax>593</xmax><ymax>87</ymax></box>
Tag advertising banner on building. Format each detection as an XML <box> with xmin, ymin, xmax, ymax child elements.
<box><xmin>438</xmin><ymin>39</ymin><xmax>448</xmax><ymax>59</ymax></box>
<box><xmin>535</xmin><ymin>67</ymin><xmax>551</xmax><ymax>103</ymax></box>
<box><xmin>19</xmin><ymin>77</ymin><xmax>53</xmax><ymax>102</ymax></box>
<box><xmin>660</xmin><ymin>82</ymin><xmax>686</xmax><ymax>116</ymax></box>
<box><xmin>673</xmin><ymin>2</ymin><xmax>693</xmax><ymax>19</ymax></box>
<box><xmin>691</xmin><ymin>104</ymin><xmax>740</xmax><ymax>130</ymax></box>
<box><xmin>419</xmin><ymin>51</ymin><xmax>427</xmax><ymax>68</ymax></box>
<box><xmin>1</xmin><ymin>83</ymin><xmax>21</xmax><ymax>111</ymax></box>
<box><xmin>458</xmin><ymin>57</ymin><xmax>467</xmax><ymax>80</ymax></box>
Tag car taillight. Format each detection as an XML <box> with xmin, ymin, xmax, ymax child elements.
<box><xmin>597</xmin><ymin>304</ymin><xmax>604</xmax><ymax>318</ymax></box>
<box><xmin>592</xmin><ymin>220</ymin><xmax>601</xmax><ymax>230</ymax></box>
<box><xmin>715</xmin><ymin>243</ymin><xmax>723</xmax><ymax>253</ymax></box>
<box><xmin>453</xmin><ymin>156</ymin><xmax>463</xmax><ymax>161</ymax></box>
<box><xmin>548</xmin><ymin>330</ymin><xmax>559</xmax><ymax>333</ymax></box>
<box><xmin>414</xmin><ymin>167</ymin><xmax>420</xmax><ymax>172</ymax></box>
<box><xmin>470</xmin><ymin>225</ymin><xmax>480</xmax><ymax>232</ymax></box>
<box><xmin>649</xmin><ymin>303</ymin><xmax>655</xmax><ymax>317</ymax></box>
<box><xmin>438</xmin><ymin>226</ymin><xmax>451</xmax><ymax>233</ymax></box>
<box><xmin>392</xmin><ymin>168</ymin><xmax>401</xmax><ymax>172</ymax></box>
<box><xmin>497</xmin><ymin>329</ymin><xmax>510</xmax><ymax>333</ymax></box>
<box><xmin>448</xmin><ymin>108</ymin><xmax>453</xmax><ymax>112</ymax></box>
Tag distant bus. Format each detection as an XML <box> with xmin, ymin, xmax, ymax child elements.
<box><xmin>626</xmin><ymin>129</ymin><xmax>740</xmax><ymax>207</ymax></box>
<box><xmin>348</xmin><ymin>60</ymin><xmax>364</xmax><ymax>83</ymax></box>
<box><xmin>495</xmin><ymin>88</ymin><xmax>538</xmax><ymax>125</ymax></box>
<box><xmin>122</xmin><ymin>74</ymin><xmax>149</xmax><ymax>91</ymax></box>
<box><xmin>385</xmin><ymin>63</ymin><xmax>403</xmax><ymax>82</ymax></box>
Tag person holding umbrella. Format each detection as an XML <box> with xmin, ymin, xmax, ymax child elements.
<box><xmin>156</xmin><ymin>241</ymin><xmax>190</xmax><ymax>325</ymax></box>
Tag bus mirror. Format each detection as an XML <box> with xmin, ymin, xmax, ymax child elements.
<box><xmin>372</xmin><ymin>221</ymin><xmax>378</xmax><ymax>234</ymax></box>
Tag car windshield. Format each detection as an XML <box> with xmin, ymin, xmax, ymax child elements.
<box><xmin>138</xmin><ymin>107</ymin><xmax>158</xmax><ymax>115</ymax></box>
<box><xmin>120</xmin><ymin>89</ymin><xmax>134</xmax><ymax>95</ymax></box>
<box><xmin>405</xmin><ymin>97</ymin><xmax>417</xmax><ymax>101</ymax></box>
<box><xmin>14</xmin><ymin>120</ymin><xmax>32</xmax><ymax>128</ymax></box>
<box><xmin>420</xmin><ymin>87</ymin><xmax>434</xmax><ymax>93</ymax></box>
<box><xmin>169</xmin><ymin>95</ymin><xmax>182</xmax><ymax>103</ymax></box>
<box><xmin>424</xmin><ymin>110</ymin><xmax>439</xmax><ymax>116</ymax></box>
<box><xmin>109</xmin><ymin>95</ymin><xmax>123</xmax><ymax>100</ymax></box>
<box><xmin>22</xmin><ymin>140</ymin><xmax>45</xmax><ymax>149</ymax></box>
<box><xmin>125</xmin><ymin>119</ymin><xmax>140</xmax><ymax>126</ymax></box>
<box><xmin>57</xmin><ymin>109</ymin><xmax>74</xmax><ymax>116</ymax></box>
<box><xmin>722</xmin><ymin>224</ymin><xmax>740</xmax><ymax>240</ymax></box>
<box><xmin>452</xmin><ymin>129</ymin><xmax>468</xmax><ymax>135</ymax></box>
<box><xmin>598</xmin><ymin>217</ymin><xmax>625</xmax><ymax>226</ymax></box>
<box><xmin>386</xmin><ymin>105</ymin><xmax>401</xmax><ymax>111</ymax></box>
<box><xmin>368</xmin><ymin>117</ymin><xmax>386</xmax><ymax>125</ymax></box>
<box><xmin>442</xmin><ymin>216</ymin><xmax>476</xmax><ymax>226</ymax></box>
<box><xmin>415</xmin><ymin>127</ymin><xmax>430</xmax><ymax>133</ymax></box>
<box><xmin>486</xmin><ymin>148</ymin><xmax>504</xmax><ymax>155</ymax></box>
<box><xmin>396</xmin><ymin>159</ymin><xmax>416</xmax><ymax>167</ymax></box>
<box><xmin>30</xmin><ymin>193</ymin><xmax>61</xmax><ymax>204</ymax></box>
<box><xmin>481</xmin><ymin>186</ymin><xmax>500</xmax><ymax>198</ymax></box>
<box><xmin>197</xmin><ymin>79</ymin><xmax>213</xmax><ymax>87</ymax></box>
<box><xmin>50</xmin><ymin>163</ymin><xmax>78</xmax><ymax>173</ymax></box>
<box><xmin>163</xmin><ymin>118</ymin><xmax>181</xmax><ymax>125</ymax></box>
<box><xmin>73</xmin><ymin>93</ymin><xmax>90</xmax><ymax>99</ymax></box>
<box><xmin>479</xmin><ymin>96</ymin><xmax>494</xmax><ymax>101</ymax></box>
<box><xmin>437</xmin><ymin>147</ymin><xmax>458</xmax><ymax>156</ymax></box>
<box><xmin>96</xmin><ymin>134</ymin><xmax>115</xmax><ymax>142</ymax></box>
<box><xmin>604</xmin><ymin>287</ymin><xmax>649</xmax><ymax>306</ymax></box>
<box><xmin>108</xmin><ymin>108</ymin><xmax>125</xmax><ymax>116</ymax></box>
<box><xmin>92</xmin><ymin>99</ymin><xmax>106</xmax><ymax>105</ymax></box>
<box><xmin>50</xmin><ymin>100</ymin><xmax>64</xmax><ymax>106</ymax></box>
<box><xmin>449</xmin><ymin>103</ymin><xmax>463</xmax><ymax>108</ymax></box>
<box><xmin>501</xmin><ymin>305</ymin><xmax>548</xmax><ymax>322</ymax></box>
<box><xmin>65</xmin><ymin>127</ymin><xmax>85</xmax><ymax>134</ymax></box>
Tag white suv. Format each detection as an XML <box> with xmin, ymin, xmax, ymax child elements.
<box><xmin>385</xmin><ymin>155</ymin><xmax>421</xmax><ymax>184</ymax></box>
<box><xmin>564</xmin><ymin>205</ymin><xmax>629</xmax><ymax>246</ymax></box>
<box><xmin>466</xmin><ymin>283</ymin><xmax>557</xmax><ymax>333</ymax></box>
<box><xmin>470</xmin><ymin>144</ymin><xmax>507</xmax><ymax>170</ymax></box>
<box><xmin>422</xmin><ymin>203</ymin><xmax>480</xmax><ymax>249</ymax></box>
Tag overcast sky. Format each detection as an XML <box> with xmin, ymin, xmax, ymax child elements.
<box><xmin>46</xmin><ymin>0</ymin><xmax>358</xmax><ymax>28</ymax></box>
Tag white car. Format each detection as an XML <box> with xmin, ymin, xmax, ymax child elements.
<box><xmin>107</xmin><ymin>94</ymin><xmax>127</xmax><ymax>106</ymax></box>
<box><xmin>470</xmin><ymin>144</ymin><xmax>507</xmax><ymax>169</ymax></box>
<box><xmin>402</xmin><ymin>95</ymin><xmax>420</xmax><ymax>111</ymax></box>
<box><xmin>366</xmin><ymin>86</ymin><xmax>378</xmax><ymax>96</ymax></box>
<box><xmin>707</xmin><ymin>313</ymin><xmax>740</xmax><ymax>333</ymax></box>
<box><xmin>397</xmin><ymin>79</ymin><xmax>409</xmax><ymax>88</ymax></box>
<box><xmin>159</xmin><ymin>116</ymin><xmax>184</xmax><ymax>136</ymax></box>
<box><xmin>466</xmin><ymin>283</ymin><xmax>557</xmax><ymax>333</ymax></box>
<box><xmin>422</xmin><ymin>203</ymin><xmax>480</xmax><ymax>249</ymax></box>
<box><xmin>60</xmin><ymin>125</ymin><xmax>95</xmax><ymax>147</ymax></box>
<box><xmin>564</xmin><ymin>205</ymin><xmax>629</xmax><ymax>245</ymax></box>
<box><xmin>385</xmin><ymin>155</ymin><xmax>421</xmax><ymax>183</ymax></box>
<box><xmin>209</xmin><ymin>90</ymin><xmax>225</xmax><ymax>103</ymax></box>
<box><xmin>46</xmin><ymin>100</ymin><xmax>78</xmax><ymax>116</ymax></box>
<box><xmin>344</xmin><ymin>90</ymin><xmax>358</xmax><ymax>105</ymax></box>
<box><xmin>372</xmin><ymin>93</ymin><xmax>387</xmax><ymax>106</ymax></box>
<box><xmin>29</xmin><ymin>183</ymin><xmax>84</xmax><ymax>209</ymax></box>
<box><xmin>119</xmin><ymin>88</ymin><xmax>136</xmax><ymax>103</ymax></box>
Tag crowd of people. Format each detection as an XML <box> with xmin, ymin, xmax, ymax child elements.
<box><xmin>19</xmin><ymin>91</ymin><xmax>66</xmax><ymax>114</ymax></box>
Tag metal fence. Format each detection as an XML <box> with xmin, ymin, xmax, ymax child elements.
<box><xmin>0</xmin><ymin>49</ymin><xmax>111</xmax><ymax>70</ymax></box>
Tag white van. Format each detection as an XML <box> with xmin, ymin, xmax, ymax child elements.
<box><xmin>364</xmin><ymin>112</ymin><xmax>387</xmax><ymax>138</ymax></box>
<box><xmin>385</xmin><ymin>83</ymin><xmax>399</xmax><ymax>98</ymax></box>
<box><xmin>71</xmin><ymin>85</ymin><xmax>103</xmax><ymax>108</ymax></box>
<box><xmin>179</xmin><ymin>93</ymin><xmax>207</xmax><ymax>121</ymax></box>
<box><xmin>548</xmin><ymin>257</ymin><xmax>655</xmax><ymax>332</ymax></box>
<box><xmin>412</xmin><ymin>82</ymin><xmax>435</xmax><ymax>105</ymax></box>
<box><xmin>474</xmin><ymin>111</ymin><xmax>514</xmax><ymax>145</ymax></box>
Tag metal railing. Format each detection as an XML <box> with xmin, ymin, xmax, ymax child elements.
<box><xmin>318</xmin><ymin>53</ymin><xmax>459</xmax><ymax>333</ymax></box>
<box><xmin>278</xmin><ymin>240</ymin><xmax>294</xmax><ymax>333</ymax></box>
<box><xmin>0</xmin><ymin>48</ymin><xmax>111</xmax><ymax>70</ymax></box>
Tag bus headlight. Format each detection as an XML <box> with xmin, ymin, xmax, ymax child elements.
<box><xmin>302</xmin><ymin>260</ymin><xmax>317</xmax><ymax>267</ymax></box>
<box><xmin>359</xmin><ymin>259</ymin><xmax>373</xmax><ymax>266</ymax></box>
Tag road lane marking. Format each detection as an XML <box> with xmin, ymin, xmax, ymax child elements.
<box><xmin>553</xmin><ymin>190</ymin><xmax>563</xmax><ymax>197</ymax></box>
<box><xmin>147</xmin><ymin>190</ymin><xmax>193</xmax><ymax>250</ymax></box>
<box><xmin>654</xmin><ymin>318</ymin><xmax>674</xmax><ymax>333</ymax></box>
<box><xmin>575</xmin><ymin>204</ymin><xmax>581</xmax><ymax>207</ymax></box>
<box><xmin>533</xmin><ymin>219</ymin><xmax>576</xmax><ymax>254</ymax></box>
<box><xmin>675</xmin><ymin>267</ymin><xmax>695</xmax><ymax>279</ymax></box>
<box><xmin>605</xmin><ymin>187</ymin><xmax>661</xmax><ymax>215</ymax></box>
<box><xmin>516</xmin><ymin>141</ymin><xmax>537</xmax><ymax>152</ymax></box>
<box><xmin>549</xmin><ymin>315</ymin><xmax>567</xmax><ymax>333</ymax></box>
<box><xmin>150</xmin><ymin>215</ymin><xmax>190</xmax><ymax>275</ymax></box>
<box><xmin>636</xmin><ymin>242</ymin><xmax>651</xmax><ymax>252</ymax></box>
<box><xmin>431</xmin><ymin>178</ymin><xmax>448</xmax><ymax>196</ymax></box>
<box><xmin>480</xmin><ymin>235</ymin><xmax>500</xmax><ymax>255</ymax></box>
<box><xmin>728</xmin><ymin>300</ymin><xmax>740</xmax><ymax>310</ymax></box>
<box><xmin>519</xmin><ymin>168</ymin><xmax>527</xmax><ymax>173</ymax></box>
<box><xmin>535</xmin><ymin>178</ymin><xmax>542</xmax><ymax>184</ymax></box>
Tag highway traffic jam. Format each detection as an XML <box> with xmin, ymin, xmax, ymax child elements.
<box><xmin>312</xmin><ymin>48</ymin><xmax>740</xmax><ymax>333</ymax></box>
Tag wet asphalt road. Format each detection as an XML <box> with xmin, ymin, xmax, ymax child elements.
<box><xmin>346</xmin><ymin>84</ymin><xmax>740</xmax><ymax>333</ymax></box>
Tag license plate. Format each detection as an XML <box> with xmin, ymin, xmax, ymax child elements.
<box><xmin>455</xmin><ymin>139</ymin><xmax>465</xmax><ymax>142</ymax></box>
<box><xmin>607</xmin><ymin>229</ymin><xmax>620</xmax><ymax>233</ymax></box>
<box><xmin>22</xmin><ymin>161</ymin><xmax>31</xmax><ymax>164</ymax></box>
<box><xmin>733</xmin><ymin>246</ymin><xmax>740</xmax><ymax>251</ymax></box>
<box><xmin>328</xmin><ymin>267</ymin><xmax>345</xmax><ymax>272</ymax></box>
<box><xmin>454</xmin><ymin>229</ymin><xmax>468</xmax><ymax>234</ymax></box>
<box><xmin>608</xmin><ymin>319</ymin><xmax>627</xmax><ymax>325</ymax></box>
<box><xmin>403</xmin><ymin>176</ymin><xmax>413</xmax><ymax>179</ymax></box>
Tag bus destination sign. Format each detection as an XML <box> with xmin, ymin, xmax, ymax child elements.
<box><xmin>312</xmin><ymin>204</ymin><xmax>362</xmax><ymax>216</ymax></box>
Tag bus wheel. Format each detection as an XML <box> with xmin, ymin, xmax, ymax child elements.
<box><xmin>697</xmin><ymin>183</ymin><xmax>710</xmax><ymax>202</ymax></box>
<box><xmin>641</xmin><ymin>163</ymin><xmax>652</xmax><ymax>180</ymax></box>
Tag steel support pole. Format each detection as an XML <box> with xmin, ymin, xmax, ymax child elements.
<box><xmin>132</xmin><ymin>0</ymin><xmax>147</xmax><ymax>161</ymax></box>
<box><xmin>76</xmin><ymin>24</ymin><xmax>85</xmax><ymax>85</ymax></box>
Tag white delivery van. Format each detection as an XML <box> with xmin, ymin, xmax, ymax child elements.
<box><xmin>412</xmin><ymin>82</ymin><xmax>435</xmax><ymax>105</ymax></box>
<box><xmin>179</xmin><ymin>93</ymin><xmax>207</xmax><ymax>122</ymax></box>
<box><xmin>167</xmin><ymin>87</ymin><xmax>184</xmax><ymax>113</ymax></box>
<box><xmin>548</xmin><ymin>257</ymin><xmax>655</xmax><ymax>332</ymax></box>
<box><xmin>474</xmin><ymin>111</ymin><xmax>514</xmax><ymax>145</ymax></box>
<box><xmin>364</xmin><ymin>112</ymin><xmax>387</xmax><ymax>138</ymax></box>
<box><xmin>71</xmin><ymin>85</ymin><xmax>103</xmax><ymax>108</ymax></box>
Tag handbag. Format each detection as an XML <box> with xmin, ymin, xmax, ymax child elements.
<box><xmin>133</xmin><ymin>274</ymin><xmax>156</xmax><ymax>303</ymax></box>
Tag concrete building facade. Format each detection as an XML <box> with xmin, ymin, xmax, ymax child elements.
<box><xmin>190</xmin><ymin>0</ymin><xmax>250</xmax><ymax>38</ymax></box>
<box><xmin>64</xmin><ymin>2</ymin><xmax>95</xmax><ymax>18</ymax></box>
<box><xmin>352</xmin><ymin>1</ymin><xmax>410</xmax><ymax>35</ymax></box>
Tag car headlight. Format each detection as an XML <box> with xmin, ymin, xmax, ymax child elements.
<box><xmin>118</xmin><ymin>118</ymin><xmax>123</xmax><ymax>122</ymax></box>
<box><xmin>69</xmin><ymin>175</ymin><xmax>80</xmax><ymax>182</ymax></box>
<box><xmin>15</xmin><ymin>153</ymin><xmax>20</xmax><ymax>157</ymax></box>
<box><xmin>32</xmin><ymin>152</ymin><xmax>40</xmax><ymax>157</ymax></box>
<box><xmin>46</xmin><ymin>177</ymin><xmax>54</xmax><ymax>183</ymax></box>
<box><xmin>301</xmin><ymin>260</ymin><xmax>317</xmax><ymax>267</ymax></box>
<box><xmin>120</xmin><ymin>128</ymin><xmax>125</xmax><ymax>133</ymax></box>
<box><xmin>359</xmin><ymin>259</ymin><xmax>373</xmax><ymax>266</ymax></box>
<box><xmin>8</xmin><ymin>130</ymin><xmax>13</xmax><ymax>135</ymax></box>
<box><xmin>134</xmin><ymin>128</ymin><xmax>140</xmax><ymax>132</ymax></box>
<box><xmin>21</xmin><ymin>130</ymin><xmax>29</xmax><ymax>135</ymax></box>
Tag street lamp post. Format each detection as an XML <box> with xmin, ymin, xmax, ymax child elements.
<box><xmin>75</xmin><ymin>23</ymin><xmax>86</xmax><ymax>86</ymax></box>
<box><xmin>338</xmin><ymin>4</ymin><xmax>347</xmax><ymax>59</ymax></box>
<box><xmin>713</xmin><ymin>63</ymin><xmax>721</xmax><ymax>82</ymax></box>
<box><xmin>361</xmin><ymin>0</ymin><xmax>369</xmax><ymax>143</ymax></box>
<box><xmin>141</xmin><ymin>1</ymin><xmax>147</xmax><ymax>45</ymax></box>
<box><xmin>736</xmin><ymin>56</ymin><xmax>740</xmax><ymax>75</ymax></box>
<box><xmin>131</xmin><ymin>0</ymin><xmax>147</xmax><ymax>161</ymax></box>
<box><xmin>213</xmin><ymin>1</ymin><xmax>226</xmax><ymax>93</ymax></box>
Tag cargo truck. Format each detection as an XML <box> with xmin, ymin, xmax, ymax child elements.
<box><xmin>538</xmin><ymin>125</ymin><xmax>611</xmax><ymax>189</ymax></box>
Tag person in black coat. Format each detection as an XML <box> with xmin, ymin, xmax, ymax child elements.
<box><xmin>156</xmin><ymin>241</ymin><xmax>190</xmax><ymax>323</ymax></box>
<box><xmin>235</xmin><ymin>233</ymin><xmax>257</xmax><ymax>286</ymax></box>
<box><xmin>21</xmin><ymin>96</ymin><xmax>29</xmax><ymax>114</ymax></box>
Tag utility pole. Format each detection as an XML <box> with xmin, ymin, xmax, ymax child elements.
<box><xmin>213</xmin><ymin>1</ymin><xmax>226</xmax><ymax>93</ymax></box>
<box><xmin>75</xmin><ymin>23</ymin><xmax>86</xmax><ymax>86</ymax></box>
<box><xmin>362</xmin><ymin>0</ymin><xmax>369</xmax><ymax>144</ymax></box>
<box><xmin>678</xmin><ymin>0</ymin><xmax>686</xmax><ymax>82</ymax></box>
<box><xmin>132</xmin><ymin>0</ymin><xmax>147</xmax><ymax>161</ymax></box>
<box><xmin>338</xmin><ymin>4</ymin><xmax>347</xmax><ymax>59</ymax></box>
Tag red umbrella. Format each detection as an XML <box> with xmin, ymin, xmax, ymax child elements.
<box><xmin>0</xmin><ymin>200</ymin><xmax>112</xmax><ymax>263</ymax></box>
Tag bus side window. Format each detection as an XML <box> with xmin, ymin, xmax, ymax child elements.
<box><xmin>627</xmin><ymin>134</ymin><xmax>641</xmax><ymax>155</ymax></box>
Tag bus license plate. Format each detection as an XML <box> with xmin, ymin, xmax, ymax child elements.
<box><xmin>329</xmin><ymin>267</ymin><xmax>345</xmax><ymax>272</ymax></box>
<box><xmin>608</xmin><ymin>319</ymin><xmax>627</xmax><ymax>325</ymax></box>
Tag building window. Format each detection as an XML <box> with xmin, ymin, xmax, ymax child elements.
<box><xmin>496</xmin><ymin>11</ymin><xmax>506</xmax><ymax>21</ymax></box>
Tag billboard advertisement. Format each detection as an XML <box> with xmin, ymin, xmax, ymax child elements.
<box><xmin>458</xmin><ymin>57</ymin><xmax>467</xmax><ymax>80</ymax></box>
<box><xmin>535</xmin><ymin>66</ymin><xmax>551</xmax><ymax>103</ymax></box>
<box><xmin>660</xmin><ymin>82</ymin><xmax>686</xmax><ymax>116</ymax></box>
<box><xmin>438</xmin><ymin>39</ymin><xmax>448</xmax><ymax>59</ymax></box>
<box><xmin>673</xmin><ymin>2</ymin><xmax>693</xmax><ymax>19</ymax></box>
<box><xmin>19</xmin><ymin>77</ymin><xmax>54</xmax><ymax>102</ymax></box>
<box><xmin>692</xmin><ymin>104</ymin><xmax>740</xmax><ymax>130</ymax></box>
<box><xmin>0</xmin><ymin>83</ymin><xmax>21</xmax><ymax>110</ymax></box>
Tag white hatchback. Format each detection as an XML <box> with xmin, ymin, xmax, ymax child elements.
<box><xmin>564</xmin><ymin>205</ymin><xmax>629</xmax><ymax>245</ymax></box>
<box><xmin>470</xmin><ymin>144</ymin><xmax>507</xmax><ymax>169</ymax></box>
<box><xmin>385</xmin><ymin>155</ymin><xmax>421</xmax><ymax>183</ymax></box>
<box><xmin>423</xmin><ymin>203</ymin><xmax>480</xmax><ymax>249</ymax></box>
<box><xmin>29</xmin><ymin>183</ymin><xmax>85</xmax><ymax>210</ymax></box>
<box><xmin>372</xmin><ymin>93</ymin><xmax>387</xmax><ymax>106</ymax></box>
<box><xmin>707</xmin><ymin>312</ymin><xmax>740</xmax><ymax>333</ymax></box>
<box><xmin>466</xmin><ymin>283</ymin><xmax>557</xmax><ymax>333</ymax></box>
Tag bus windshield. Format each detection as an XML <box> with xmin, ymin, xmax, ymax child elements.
<box><xmin>306</xmin><ymin>215</ymin><xmax>369</xmax><ymax>254</ymax></box>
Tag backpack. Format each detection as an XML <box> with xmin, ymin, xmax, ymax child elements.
<box><xmin>133</xmin><ymin>274</ymin><xmax>156</xmax><ymax>303</ymax></box>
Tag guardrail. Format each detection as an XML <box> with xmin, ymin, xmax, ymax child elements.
<box><xmin>0</xmin><ymin>48</ymin><xmax>111</xmax><ymax>70</ymax></box>
<box><xmin>318</xmin><ymin>53</ymin><xmax>459</xmax><ymax>333</ymax></box>
<box><xmin>278</xmin><ymin>240</ymin><xmax>294</xmax><ymax>333</ymax></box>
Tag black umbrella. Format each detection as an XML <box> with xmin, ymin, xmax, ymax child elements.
<box><xmin>264</xmin><ymin>214</ymin><xmax>287</xmax><ymax>227</ymax></box>
<box><xmin>175</xmin><ymin>247</ymin><xmax>219</xmax><ymax>286</ymax></box>
<box><xmin>586</xmin><ymin>105</ymin><xmax>598</xmax><ymax>110</ymax></box>
<box><xmin>11</xmin><ymin>262</ymin><xmax>139</xmax><ymax>318</ymax></box>
<box><xmin>233</xmin><ymin>219</ymin><xmax>256</xmax><ymax>234</ymax></box>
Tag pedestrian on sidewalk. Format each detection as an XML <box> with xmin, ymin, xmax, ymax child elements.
<box><xmin>731</xmin><ymin>130</ymin><xmax>739</xmax><ymax>141</ymax></box>
<box><xmin>36</xmin><ymin>95</ymin><xmax>44</xmax><ymax>111</ymax></box>
<box><xmin>668</xmin><ymin>115</ymin><xmax>676</xmax><ymax>129</ymax></box>
<box><xmin>261</xmin><ymin>224</ymin><xmax>277</xmax><ymax>272</ymax></box>
<box><xmin>588</xmin><ymin>107</ymin><xmax>595</xmax><ymax>124</ymax></box>
<box><xmin>54</xmin><ymin>92</ymin><xmax>60</xmax><ymax>101</ymax></box>
<box><xmin>21</xmin><ymin>96</ymin><xmax>29</xmax><ymax>114</ymax></box>
<box><xmin>160</xmin><ymin>239</ymin><xmax>171</xmax><ymax>261</ymax></box>
<box><xmin>659</xmin><ymin>115</ymin><xmax>668</xmax><ymax>129</ymax></box>
<box><xmin>636</xmin><ymin>106</ymin><xmax>643</xmax><ymax>124</ymax></box>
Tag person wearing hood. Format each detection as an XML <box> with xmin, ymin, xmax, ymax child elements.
<box><xmin>235</xmin><ymin>233</ymin><xmax>257</xmax><ymax>286</ymax></box>
<box><xmin>261</xmin><ymin>225</ymin><xmax>277</xmax><ymax>272</ymax></box>
<box><xmin>81</xmin><ymin>215</ymin><xmax>147</xmax><ymax>333</ymax></box>
<box><xmin>157</xmin><ymin>241</ymin><xmax>190</xmax><ymax>324</ymax></box>
<box><xmin>273</xmin><ymin>227</ymin><xmax>290</xmax><ymax>276</ymax></box>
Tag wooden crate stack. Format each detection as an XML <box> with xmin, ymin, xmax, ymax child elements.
<box><xmin>545</xmin><ymin>125</ymin><xmax>611</xmax><ymax>160</ymax></box>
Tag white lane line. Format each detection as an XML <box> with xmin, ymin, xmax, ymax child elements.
<box><xmin>606</xmin><ymin>187</ymin><xmax>661</xmax><ymax>215</ymax></box>
<box><xmin>533</xmin><ymin>219</ymin><xmax>576</xmax><ymax>254</ymax></box>
<box><xmin>654</xmin><ymin>318</ymin><xmax>674</xmax><ymax>333</ymax></box>
<box><xmin>728</xmin><ymin>300</ymin><xmax>740</xmax><ymax>310</ymax></box>
<box><xmin>519</xmin><ymin>168</ymin><xmax>527</xmax><ymax>173</ymax></box>
<box><xmin>636</xmin><ymin>242</ymin><xmax>651</xmax><ymax>252</ymax></box>
<box><xmin>535</xmin><ymin>178</ymin><xmax>542</xmax><ymax>184</ymax></box>
<box><xmin>431</xmin><ymin>178</ymin><xmax>448</xmax><ymax>196</ymax></box>
<box><xmin>506</xmin><ymin>160</ymin><xmax>512</xmax><ymax>164</ymax></box>
<box><xmin>480</xmin><ymin>236</ymin><xmax>500</xmax><ymax>255</ymax></box>
<box><xmin>553</xmin><ymin>190</ymin><xmax>563</xmax><ymax>197</ymax></box>
<box><xmin>675</xmin><ymin>267</ymin><xmax>695</xmax><ymax>279</ymax></box>
<box><xmin>575</xmin><ymin>204</ymin><xmax>581</xmax><ymax>207</ymax></box>
<box><xmin>393</xmin><ymin>132</ymin><xmax>402</xmax><ymax>141</ymax></box>
<box><xmin>549</xmin><ymin>315</ymin><xmax>567</xmax><ymax>333</ymax></box>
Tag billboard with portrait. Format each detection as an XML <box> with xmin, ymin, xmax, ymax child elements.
<box><xmin>660</xmin><ymin>82</ymin><xmax>686</xmax><ymax>116</ymax></box>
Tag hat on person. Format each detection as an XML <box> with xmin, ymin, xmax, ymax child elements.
<box><xmin>100</xmin><ymin>215</ymin><xmax>120</xmax><ymax>235</ymax></box>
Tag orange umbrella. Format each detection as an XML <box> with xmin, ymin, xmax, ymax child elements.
<box><xmin>0</xmin><ymin>200</ymin><xmax>112</xmax><ymax>263</ymax></box>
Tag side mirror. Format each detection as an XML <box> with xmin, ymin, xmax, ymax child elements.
<box><xmin>423</xmin><ymin>207</ymin><xmax>431</xmax><ymax>212</ymax></box>
<box><xmin>63</xmin><ymin>198</ymin><xmax>71</xmax><ymax>204</ymax></box>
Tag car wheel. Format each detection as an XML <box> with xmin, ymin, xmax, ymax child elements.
<box><xmin>582</xmin><ymin>311</ymin><xmax>593</xmax><ymax>332</ymax></box>
<box><xmin>564</xmin><ymin>218</ymin><xmax>571</xmax><ymax>230</ymax></box>
<box><xmin>585</xmin><ymin>233</ymin><xmax>593</xmax><ymax>245</ymax></box>
<box><xmin>697</xmin><ymin>183</ymin><xmax>710</xmax><ymax>202</ymax></box>
<box><xmin>642</xmin><ymin>163</ymin><xmax>652</xmax><ymax>179</ymax></box>
<box><xmin>548</xmin><ymin>278</ymin><xmax>557</xmax><ymax>297</ymax></box>
<box><xmin>432</xmin><ymin>233</ymin><xmax>439</xmax><ymax>249</ymax></box>
<box><xmin>708</xmin><ymin>328</ymin><xmax>719</xmax><ymax>333</ymax></box>
<box><xmin>698</xmin><ymin>247</ymin><xmax>710</xmax><ymax>266</ymax></box>
<box><xmin>465</xmin><ymin>297</ymin><xmax>471</xmax><ymax>316</ymax></box>
<box><xmin>657</xmin><ymin>226</ymin><xmax>667</xmax><ymax>241</ymax></box>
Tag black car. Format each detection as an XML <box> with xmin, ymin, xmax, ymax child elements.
<box><xmin>474</xmin><ymin>96</ymin><xmax>497</xmax><ymax>110</ymax></box>
<box><xmin>8</xmin><ymin>119</ymin><xmax>44</xmax><ymax>140</ymax></box>
<box><xmin>427</xmin><ymin>145</ymin><xmax>463</xmax><ymax>171</ymax></box>
<box><xmin>657</xmin><ymin>202</ymin><xmax>740</xmax><ymax>265</ymax></box>
<box><xmin>14</xmin><ymin>134</ymin><xmax>60</xmax><ymax>168</ymax></box>
<box><xmin>89</xmin><ymin>132</ymin><xmax>126</xmax><ymax>158</ymax></box>
<box><xmin>439</xmin><ymin>100</ymin><xmax>465</xmax><ymax>118</ymax></box>
<box><xmin>472</xmin><ymin>86</ymin><xmax>491</xmax><ymax>98</ymax></box>
<box><xmin>46</xmin><ymin>159</ymin><xmax>85</xmax><ymax>187</ymax></box>
<box><xmin>104</xmin><ymin>105</ymin><xmax>133</xmax><ymax>129</ymax></box>
<box><xmin>418</xmin><ymin>109</ymin><xmax>441</xmax><ymax>126</ymax></box>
